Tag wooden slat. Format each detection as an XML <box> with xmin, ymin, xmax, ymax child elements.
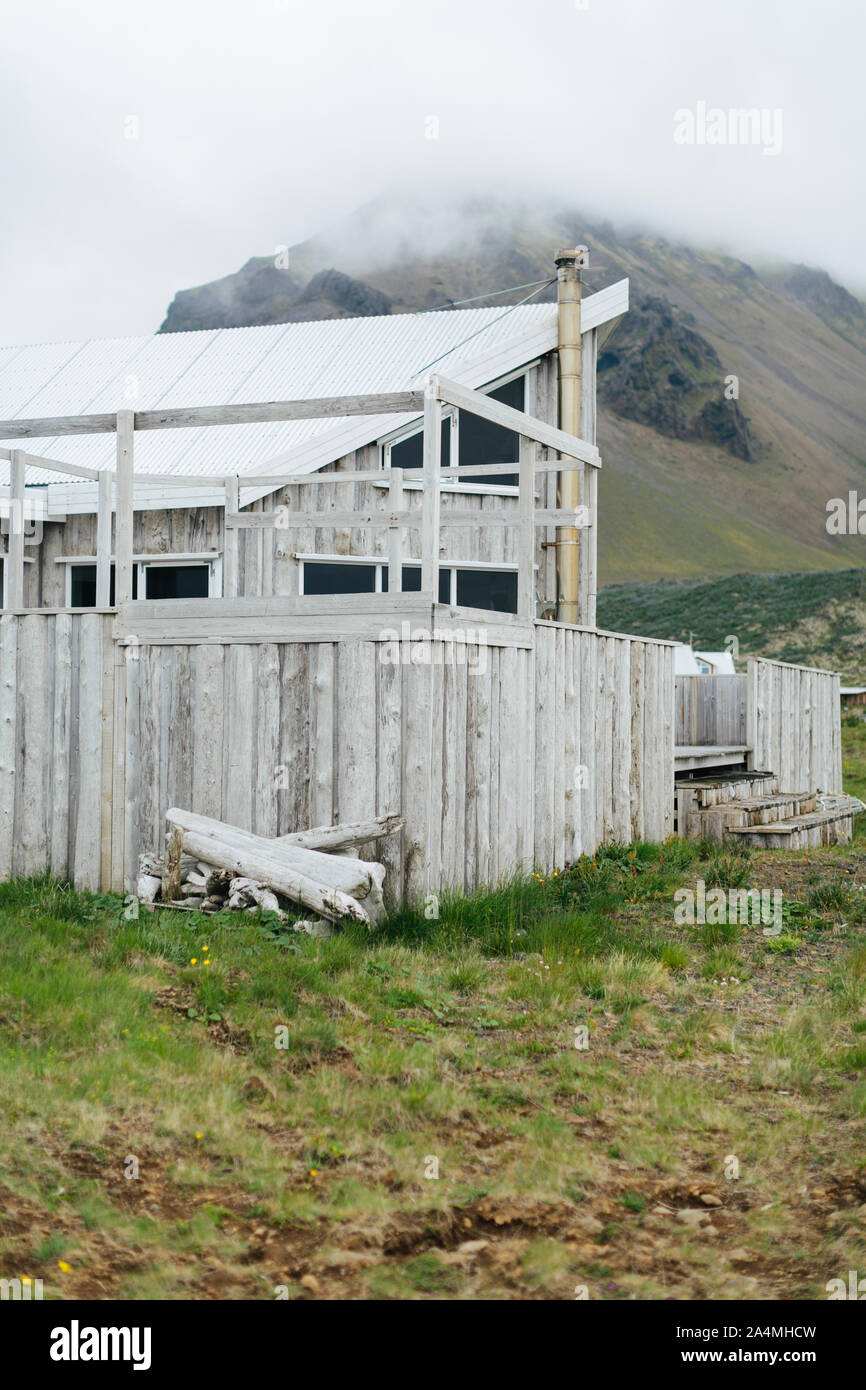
<box><xmin>95</xmin><ymin>469</ymin><xmax>112</xmax><ymax>608</ymax></box>
<box><xmin>6</xmin><ymin>451</ymin><xmax>25</xmax><ymax>609</ymax></box>
<box><xmin>191</xmin><ymin>644</ymin><xmax>224</xmax><ymax>821</ymax></box>
<box><xmin>0</xmin><ymin>391</ymin><xmax>427</xmax><ymax>439</ymax></box>
<box><xmin>50</xmin><ymin>614</ymin><xmax>73</xmax><ymax>874</ymax></box>
<box><xmin>420</xmin><ymin>388</ymin><xmax>442</xmax><ymax>600</ymax></box>
<box><xmin>435</xmin><ymin>374</ymin><xmax>601</xmax><ymax>466</ymax></box>
<box><xmin>115</xmin><ymin>410</ymin><xmax>135</xmax><ymax>607</ymax></box>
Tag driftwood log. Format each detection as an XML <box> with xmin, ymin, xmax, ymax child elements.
<box><xmin>164</xmin><ymin>808</ymin><xmax>390</xmax><ymax>925</ymax></box>
<box><xmin>275</xmin><ymin>814</ymin><xmax>405</xmax><ymax>852</ymax></box>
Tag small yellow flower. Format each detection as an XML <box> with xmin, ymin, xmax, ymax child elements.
<box><xmin>195</xmin><ymin>1131</ymin><xmax>203</xmax><ymax>1140</ymax></box>
<box><xmin>204</xmin><ymin>959</ymin><xmax>211</xmax><ymax>966</ymax></box>
<box><xmin>309</xmin><ymin>1168</ymin><xmax>318</xmax><ymax>1177</ymax></box>
<box><xmin>190</xmin><ymin>957</ymin><xmax>197</xmax><ymax>965</ymax></box>
<box><xmin>57</xmin><ymin>1260</ymin><xmax>72</xmax><ymax>1274</ymax></box>
<box><xmin>203</xmin><ymin>944</ymin><xmax>209</xmax><ymax>951</ymax></box>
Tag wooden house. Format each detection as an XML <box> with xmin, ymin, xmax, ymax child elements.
<box><xmin>0</xmin><ymin>252</ymin><xmax>856</xmax><ymax>900</ymax></box>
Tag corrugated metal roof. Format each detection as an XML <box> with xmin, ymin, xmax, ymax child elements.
<box><xmin>0</xmin><ymin>281</ymin><xmax>627</xmax><ymax>499</ymax></box>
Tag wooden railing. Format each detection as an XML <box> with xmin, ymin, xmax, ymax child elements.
<box><xmin>0</xmin><ymin>374</ymin><xmax>601</xmax><ymax>625</ymax></box>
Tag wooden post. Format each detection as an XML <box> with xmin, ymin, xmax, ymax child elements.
<box><xmin>223</xmin><ymin>475</ymin><xmax>239</xmax><ymax>597</ymax></box>
<box><xmin>517</xmin><ymin>435</ymin><xmax>535</xmax><ymax>620</ymax></box>
<box><xmin>115</xmin><ymin>410</ymin><xmax>134</xmax><ymax>606</ymax></box>
<box><xmin>7</xmin><ymin>449</ymin><xmax>25</xmax><ymax>609</ymax></box>
<box><xmin>420</xmin><ymin>383</ymin><xmax>442</xmax><ymax>601</ymax></box>
<box><xmin>95</xmin><ymin>468</ymin><xmax>112</xmax><ymax>607</ymax></box>
<box><xmin>580</xmin><ymin>325</ymin><xmax>598</xmax><ymax>628</ymax></box>
<box><xmin>388</xmin><ymin>465</ymin><xmax>404</xmax><ymax>593</ymax></box>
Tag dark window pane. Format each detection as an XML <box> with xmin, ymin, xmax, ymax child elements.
<box><xmin>71</xmin><ymin>563</ymin><xmax>135</xmax><ymax>606</ymax></box>
<box><xmin>145</xmin><ymin>565</ymin><xmax>209</xmax><ymax>599</ymax></box>
<box><xmin>390</xmin><ymin>418</ymin><xmax>450</xmax><ymax>470</ymax></box>
<box><xmin>459</xmin><ymin>376</ymin><xmax>523</xmax><ymax>485</ymax></box>
<box><xmin>455</xmin><ymin>568</ymin><xmax>518</xmax><ymax>614</ymax></box>
<box><xmin>303</xmin><ymin>562</ymin><xmax>377</xmax><ymax>595</ymax></box>
<box><xmin>398</xmin><ymin>566</ymin><xmax>450</xmax><ymax>602</ymax></box>
<box><xmin>71</xmin><ymin>564</ymin><xmax>96</xmax><ymax>607</ymax></box>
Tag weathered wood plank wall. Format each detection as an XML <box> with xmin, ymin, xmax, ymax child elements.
<box><xmin>0</xmin><ymin>612</ymin><xmax>113</xmax><ymax>889</ymax></box>
<box><xmin>124</xmin><ymin>623</ymin><xmax>674</xmax><ymax>899</ymax></box>
<box><xmin>748</xmin><ymin>657</ymin><xmax>842</xmax><ymax>794</ymax></box>
<box><xmin>675</xmin><ymin>675</ymin><xmax>748</xmax><ymax>747</ymax></box>
<box><xmin>0</xmin><ymin>613</ymin><xmax>675</xmax><ymax>900</ymax></box>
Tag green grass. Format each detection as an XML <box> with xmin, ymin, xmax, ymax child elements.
<box><xmin>1</xmin><ymin>828</ymin><xmax>865</xmax><ymax>1301</ymax></box>
<box><xmin>597</xmin><ymin>568</ymin><xmax>866</xmax><ymax>682</ymax></box>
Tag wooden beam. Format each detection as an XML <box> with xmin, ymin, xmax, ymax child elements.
<box><xmin>225</xmin><ymin>508</ymin><xmax>412</xmax><ymax>530</ymax></box>
<box><xmin>95</xmin><ymin>470</ymin><xmax>112</xmax><ymax>608</ymax></box>
<box><xmin>388</xmin><ymin>465</ymin><xmax>404</xmax><ymax>593</ymax></box>
<box><xmin>6</xmin><ymin>450</ymin><xmax>26</xmax><ymax>609</ymax></box>
<box><xmin>0</xmin><ymin>391</ymin><xmax>425</xmax><ymax>441</ymax></box>
<box><xmin>421</xmin><ymin>386</ymin><xmax>442</xmax><ymax>600</ymax></box>
<box><xmin>224</xmin><ymin>506</ymin><xmax>589</xmax><ymax>530</ymax></box>
<box><xmin>434</xmin><ymin>374</ymin><xmax>601</xmax><ymax>466</ymax></box>
<box><xmin>223</xmin><ymin>477</ymin><xmax>239</xmax><ymax>597</ymax></box>
<box><xmin>517</xmin><ymin>436</ymin><xmax>535</xmax><ymax>620</ymax></box>
<box><xmin>0</xmin><ymin>447</ymin><xmax>100</xmax><ymax>481</ymax></box>
<box><xmin>114</xmin><ymin>411</ymin><xmax>135</xmax><ymax>606</ymax></box>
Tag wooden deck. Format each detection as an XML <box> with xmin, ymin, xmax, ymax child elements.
<box><xmin>675</xmin><ymin>744</ymin><xmax>750</xmax><ymax>773</ymax></box>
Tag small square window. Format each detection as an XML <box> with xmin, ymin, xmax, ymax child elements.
<box><xmin>69</xmin><ymin>563</ymin><xmax>137</xmax><ymax>606</ymax></box>
<box><xmin>144</xmin><ymin>565</ymin><xmax>209</xmax><ymax>599</ymax></box>
<box><xmin>302</xmin><ymin>562</ymin><xmax>377</xmax><ymax>595</ymax></box>
<box><xmin>455</xmin><ymin>569</ymin><xmax>517</xmax><ymax>613</ymax></box>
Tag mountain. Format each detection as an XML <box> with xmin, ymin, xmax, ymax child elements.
<box><xmin>597</xmin><ymin>568</ymin><xmax>866</xmax><ymax>683</ymax></box>
<box><xmin>159</xmin><ymin>193</ymin><xmax>866</xmax><ymax>587</ymax></box>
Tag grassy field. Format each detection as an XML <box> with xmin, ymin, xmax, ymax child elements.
<box><xmin>1</xmin><ymin>726</ymin><xmax>865</xmax><ymax>1302</ymax></box>
<box><xmin>597</xmin><ymin>568</ymin><xmax>866</xmax><ymax>682</ymax></box>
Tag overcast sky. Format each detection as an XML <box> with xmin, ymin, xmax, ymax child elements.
<box><xmin>1</xmin><ymin>0</ymin><xmax>863</xmax><ymax>344</ymax></box>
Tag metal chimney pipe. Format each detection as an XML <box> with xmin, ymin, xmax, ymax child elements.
<box><xmin>555</xmin><ymin>247</ymin><xmax>586</xmax><ymax>624</ymax></box>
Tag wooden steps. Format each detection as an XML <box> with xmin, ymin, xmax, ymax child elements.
<box><xmin>727</xmin><ymin>796</ymin><xmax>863</xmax><ymax>850</ymax></box>
<box><xmin>689</xmin><ymin>792</ymin><xmax>817</xmax><ymax>843</ymax></box>
<box><xmin>675</xmin><ymin>773</ymin><xmax>863</xmax><ymax>849</ymax></box>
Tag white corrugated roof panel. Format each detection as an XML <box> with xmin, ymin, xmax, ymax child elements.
<box><xmin>0</xmin><ymin>280</ymin><xmax>627</xmax><ymax>499</ymax></box>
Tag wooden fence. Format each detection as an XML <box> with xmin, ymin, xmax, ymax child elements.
<box><xmin>0</xmin><ymin>612</ymin><xmax>114</xmax><ymax>889</ymax></box>
<box><xmin>0</xmin><ymin>608</ymin><xmax>675</xmax><ymax>900</ymax></box>
<box><xmin>748</xmin><ymin>657</ymin><xmax>842</xmax><ymax>794</ymax></box>
<box><xmin>674</xmin><ymin>675</ymin><xmax>748</xmax><ymax>747</ymax></box>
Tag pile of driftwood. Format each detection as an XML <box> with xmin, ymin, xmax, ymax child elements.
<box><xmin>136</xmin><ymin>809</ymin><xmax>404</xmax><ymax>931</ymax></box>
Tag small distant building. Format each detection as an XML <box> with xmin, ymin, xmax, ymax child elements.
<box><xmin>841</xmin><ymin>686</ymin><xmax>866</xmax><ymax>708</ymax></box>
<box><xmin>693</xmin><ymin>650</ymin><xmax>737</xmax><ymax>676</ymax></box>
<box><xmin>673</xmin><ymin>645</ymin><xmax>737</xmax><ymax>676</ymax></box>
<box><xmin>673</xmin><ymin>644</ymin><xmax>704</xmax><ymax>676</ymax></box>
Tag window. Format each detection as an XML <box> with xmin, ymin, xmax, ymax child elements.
<box><xmin>65</xmin><ymin>558</ymin><xmax>215</xmax><ymax>606</ymax></box>
<box><xmin>458</xmin><ymin>376</ymin><xmax>523</xmax><ymax>485</ymax></box>
<box><xmin>389</xmin><ymin>416</ymin><xmax>451</xmax><ymax>470</ymax></box>
<box><xmin>382</xmin><ymin>374</ymin><xmax>525</xmax><ymax>490</ymax></box>
<box><xmin>298</xmin><ymin>555</ymin><xmax>517</xmax><ymax>612</ymax></box>
<box><xmin>398</xmin><ymin>566</ymin><xmax>450</xmax><ymax>603</ymax></box>
<box><xmin>415</xmin><ymin>567</ymin><xmax>517</xmax><ymax>613</ymax></box>
<box><xmin>301</xmin><ymin>561</ymin><xmax>379</xmax><ymax>595</ymax></box>
<box><xmin>455</xmin><ymin>567</ymin><xmax>518</xmax><ymax>612</ymax></box>
<box><xmin>69</xmin><ymin>564</ymin><xmax>136</xmax><ymax>606</ymax></box>
<box><xmin>144</xmin><ymin>564</ymin><xmax>209</xmax><ymax>599</ymax></box>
